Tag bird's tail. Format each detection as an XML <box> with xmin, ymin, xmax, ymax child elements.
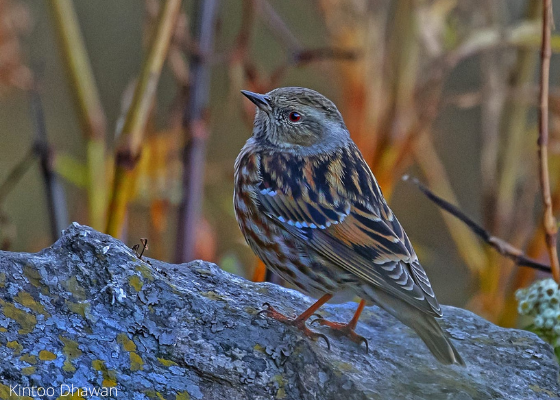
<box><xmin>365</xmin><ymin>289</ymin><xmax>466</xmax><ymax>366</ymax></box>
<box><xmin>407</xmin><ymin>311</ymin><xmax>465</xmax><ymax>366</ymax></box>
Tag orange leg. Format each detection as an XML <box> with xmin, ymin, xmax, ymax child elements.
<box><xmin>312</xmin><ymin>299</ymin><xmax>369</xmax><ymax>352</ymax></box>
<box><xmin>258</xmin><ymin>294</ymin><xmax>333</xmax><ymax>348</ymax></box>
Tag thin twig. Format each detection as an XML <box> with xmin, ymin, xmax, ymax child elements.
<box><xmin>106</xmin><ymin>0</ymin><xmax>183</xmax><ymax>237</ymax></box>
<box><xmin>263</xmin><ymin>47</ymin><xmax>359</xmax><ymax>92</ymax></box>
<box><xmin>175</xmin><ymin>0</ymin><xmax>220</xmax><ymax>262</ymax></box>
<box><xmin>0</xmin><ymin>148</ymin><xmax>37</xmax><ymax>205</ymax></box>
<box><xmin>403</xmin><ymin>175</ymin><xmax>552</xmax><ymax>273</ymax></box>
<box><xmin>132</xmin><ymin>238</ymin><xmax>149</xmax><ymax>259</ymax></box>
<box><xmin>256</xmin><ymin>0</ymin><xmax>302</xmax><ymax>53</ymax></box>
<box><xmin>537</xmin><ymin>0</ymin><xmax>560</xmax><ymax>282</ymax></box>
<box><xmin>418</xmin><ymin>18</ymin><xmax>543</xmax><ymax>106</ymax></box>
<box><xmin>30</xmin><ymin>83</ymin><xmax>69</xmax><ymax>240</ymax></box>
<box><xmin>292</xmin><ymin>47</ymin><xmax>358</xmax><ymax>65</ymax></box>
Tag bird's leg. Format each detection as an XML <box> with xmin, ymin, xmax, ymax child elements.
<box><xmin>312</xmin><ymin>299</ymin><xmax>369</xmax><ymax>352</ymax></box>
<box><xmin>258</xmin><ymin>294</ymin><xmax>333</xmax><ymax>348</ymax></box>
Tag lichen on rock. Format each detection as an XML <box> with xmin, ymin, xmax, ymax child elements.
<box><xmin>0</xmin><ymin>223</ymin><xmax>558</xmax><ymax>400</ymax></box>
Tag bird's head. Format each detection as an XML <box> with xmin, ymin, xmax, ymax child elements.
<box><xmin>241</xmin><ymin>87</ymin><xmax>350</xmax><ymax>155</ymax></box>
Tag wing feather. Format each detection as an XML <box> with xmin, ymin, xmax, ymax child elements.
<box><xmin>256</xmin><ymin>145</ymin><xmax>441</xmax><ymax>316</ymax></box>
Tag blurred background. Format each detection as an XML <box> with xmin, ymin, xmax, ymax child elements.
<box><xmin>1</xmin><ymin>0</ymin><xmax>559</xmax><ymax>328</ymax></box>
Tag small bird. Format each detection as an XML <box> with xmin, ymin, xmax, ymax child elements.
<box><xmin>234</xmin><ymin>87</ymin><xmax>465</xmax><ymax>366</ymax></box>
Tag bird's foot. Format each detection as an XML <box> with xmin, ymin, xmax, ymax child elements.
<box><xmin>257</xmin><ymin>303</ymin><xmax>330</xmax><ymax>349</ymax></box>
<box><xmin>311</xmin><ymin>316</ymin><xmax>368</xmax><ymax>353</ymax></box>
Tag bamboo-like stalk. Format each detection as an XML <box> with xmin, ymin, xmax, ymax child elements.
<box><xmin>175</xmin><ymin>0</ymin><xmax>220</xmax><ymax>262</ymax></box>
<box><xmin>48</xmin><ymin>0</ymin><xmax>107</xmax><ymax>231</ymax></box>
<box><xmin>537</xmin><ymin>0</ymin><xmax>560</xmax><ymax>282</ymax></box>
<box><xmin>106</xmin><ymin>0</ymin><xmax>183</xmax><ymax>238</ymax></box>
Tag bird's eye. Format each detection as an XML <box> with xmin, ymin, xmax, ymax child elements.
<box><xmin>288</xmin><ymin>111</ymin><xmax>301</xmax><ymax>123</ymax></box>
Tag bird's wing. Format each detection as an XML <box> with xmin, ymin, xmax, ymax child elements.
<box><xmin>256</xmin><ymin>146</ymin><xmax>441</xmax><ymax>316</ymax></box>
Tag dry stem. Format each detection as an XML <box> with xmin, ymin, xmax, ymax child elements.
<box><xmin>106</xmin><ymin>0</ymin><xmax>182</xmax><ymax>237</ymax></box>
<box><xmin>538</xmin><ymin>0</ymin><xmax>560</xmax><ymax>282</ymax></box>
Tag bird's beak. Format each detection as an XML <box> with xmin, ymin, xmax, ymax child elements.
<box><xmin>241</xmin><ymin>90</ymin><xmax>271</xmax><ymax>111</ymax></box>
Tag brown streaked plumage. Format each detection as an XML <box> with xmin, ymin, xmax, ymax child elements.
<box><xmin>234</xmin><ymin>87</ymin><xmax>465</xmax><ymax>366</ymax></box>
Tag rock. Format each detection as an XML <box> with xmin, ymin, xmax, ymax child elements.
<box><xmin>0</xmin><ymin>223</ymin><xmax>558</xmax><ymax>400</ymax></box>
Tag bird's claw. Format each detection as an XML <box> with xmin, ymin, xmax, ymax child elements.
<box><xmin>256</xmin><ymin>302</ymin><xmax>273</xmax><ymax>317</ymax></box>
<box><xmin>256</xmin><ymin>303</ymin><xmax>331</xmax><ymax>349</ymax></box>
<box><xmin>311</xmin><ymin>332</ymin><xmax>331</xmax><ymax>350</ymax></box>
<box><xmin>256</xmin><ymin>303</ymin><xmax>294</xmax><ymax>322</ymax></box>
<box><xmin>312</xmin><ymin>318</ymin><xmax>369</xmax><ymax>353</ymax></box>
<box><xmin>310</xmin><ymin>315</ymin><xmax>325</xmax><ymax>326</ymax></box>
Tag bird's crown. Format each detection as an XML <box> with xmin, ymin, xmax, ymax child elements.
<box><xmin>266</xmin><ymin>87</ymin><xmax>340</xmax><ymax>119</ymax></box>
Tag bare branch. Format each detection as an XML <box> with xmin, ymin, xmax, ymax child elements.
<box><xmin>292</xmin><ymin>47</ymin><xmax>358</xmax><ymax>64</ymax></box>
<box><xmin>403</xmin><ymin>175</ymin><xmax>552</xmax><ymax>274</ymax></box>
<box><xmin>175</xmin><ymin>0</ymin><xmax>220</xmax><ymax>262</ymax></box>
<box><xmin>256</xmin><ymin>0</ymin><xmax>302</xmax><ymax>53</ymax></box>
